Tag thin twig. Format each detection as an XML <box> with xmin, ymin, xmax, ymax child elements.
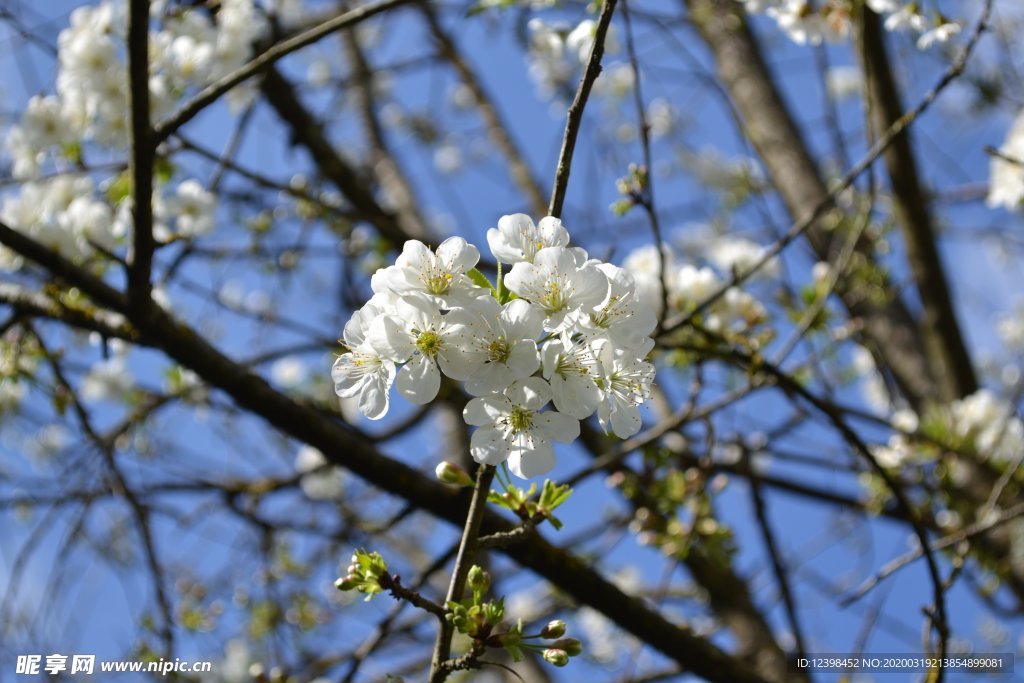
<box><xmin>548</xmin><ymin>0</ymin><xmax>619</xmax><ymax>218</ymax></box>
<box><xmin>428</xmin><ymin>464</ymin><xmax>496</xmax><ymax>683</ymax></box>
<box><xmin>620</xmin><ymin>0</ymin><xmax>669</xmax><ymax>331</ymax></box>
<box><xmin>152</xmin><ymin>0</ymin><xmax>414</xmax><ymax>144</ymax></box>
<box><xmin>843</xmin><ymin>500</ymin><xmax>1024</xmax><ymax>606</ymax></box>
<box><xmin>663</xmin><ymin>0</ymin><xmax>994</xmax><ymax>333</ymax></box>
<box><xmin>746</xmin><ymin>448</ymin><xmax>808</xmax><ymax>663</ymax></box>
<box><xmin>478</xmin><ymin>515</ymin><xmax>543</xmax><ymax>549</ymax></box>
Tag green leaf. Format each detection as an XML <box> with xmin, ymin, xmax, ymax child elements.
<box><xmin>105</xmin><ymin>172</ymin><xmax>133</xmax><ymax>205</ymax></box>
<box><xmin>467</xmin><ymin>267</ymin><xmax>496</xmax><ymax>293</ymax></box>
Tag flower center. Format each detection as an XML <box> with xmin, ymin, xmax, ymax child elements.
<box><xmin>542</xmin><ymin>279</ymin><xmax>568</xmax><ymax>313</ymax></box>
<box><xmin>421</xmin><ymin>262</ymin><xmax>455</xmax><ymax>295</ymax></box>
<box><xmin>487</xmin><ymin>338</ymin><xmax>511</xmax><ymax>363</ymax></box>
<box><xmin>509</xmin><ymin>406</ymin><xmax>534</xmax><ymax>433</ymax></box>
<box><xmin>415</xmin><ymin>330</ymin><xmax>443</xmax><ymax>357</ymax></box>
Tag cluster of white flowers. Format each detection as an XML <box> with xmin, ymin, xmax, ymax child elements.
<box><xmin>739</xmin><ymin>1</ymin><xmax>961</xmax><ymax>50</ymax></box>
<box><xmin>621</xmin><ymin>242</ymin><xmax>769</xmax><ymax>331</ymax></box>
<box><xmin>9</xmin><ymin>0</ymin><xmax>266</xmax><ymax>177</ymax></box>
<box><xmin>988</xmin><ymin>109</ymin><xmax>1024</xmax><ymax>211</ymax></box>
<box><xmin>2</xmin><ymin>0</ymin><xmax>258</xmax><ymax>268</ymax></box>
<box><xmin>332</xmin><ymin>215</ymin><xmax>657</xmax><ymax>478</ymax></box>
<box><xmin>871</xmin><ymin>389</ymin><xmax>1024</xmax><ymax>469</ymax></box>
<box><xmin>525</xmin><ymin>18</ymin><xmax>617</xmax><ymax>99</ymax></box>
<box><xmin>946</xmin><ymin>389</ymin><xmax>1023</xmax><ymax>464</ymax></box>
<box><xmin>0</xmin><ymin>176</ymin><xmax>120</xmax><ymax>270</ymax></box>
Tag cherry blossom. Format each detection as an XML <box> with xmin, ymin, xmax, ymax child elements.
<box><xmin>463</xmin><ymin>377</ymin><xmax>580</xmax><ymax>478</ymax></box>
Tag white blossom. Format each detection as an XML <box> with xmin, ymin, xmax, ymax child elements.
<box><xmin>988</xmin><ymin>110</ymin><xmax>1024</xmax><ymax>211</ymax></box>
<box><xmin>332</xmin><ymin>294</ymin><xmax>398</xmax><ymax>420</ymax></box>
<box><xmin>446</xmin><ymin>298</ymin><xmax>543</xmax><ymax>396</ymax></box>
<box><xmin>271</xmin><ymin>356</ymin><xmax>308</xmax><ymax>389</ymax></box>
<box><xmin>82</xmin><ymin>356</ymin><xmax>134</xmax><ymax>402</ymax></box>
<box><xmin>367</xmin><ymin>293</ymin><xmax>470</xmax><ymax>404</ymax></box>
<box><xmin>917</xmin><ymin>21</ymin><xmax>961</xmax><ymax>49</ymax></box>
<box><xmin>487</xmin><ymin>214</ymin><xmax>570</xmax><ymax>265</ymax></box>
<box><xmin>866</xmin><ymin>0</ymin><xmax>901</xmax><ymax>13</ymax></box>
<box><xmin>705</xmin><ymin>237</ymin><xmax>779</xmax><ymax>280</ymax></box>
<box><xmin>165</xmin><ymin>180</ymin><xmax>216</xmax><ymax>237</ymax></box>
<box><xmin>504</xmin><ymin>246</ymin><xmax>609</xmax><ymax>333</ymax></box>
<box><xmin>884</xmin><ymin>6</ymin><xmax>927</xmax><ymax>33</ymax></box>
<box><xmin>295</xmin><ymin>445</ymin><xmax>345</xmax><ymax>501</ymax></box>
<box><xmin>767</xmin><ymin>1</ymin><xmax>830</xmax><ymax>46</ymax></box>
<box><xmin>623</xmin><ymin>244</ymin><xmax>675</xmax><ymax>316</ymax></box>
<box><xmin>948</xmin><ymin>389</ymin><xmax>1024</xmax><ymax>462</ymax></box>
<box><xmin>826</xmin><ymin>66</ymin><xmax>863</xmax><ymax>100</ymax></box>
<box><xmin>541</xmin><ymin>336</ymin><xmax>601</xmax><ymax>419</ymax></box>
<box><xmin>463</xmin><ymin>377</ymin><xmax>579</xmax><ymax>478</ymax></box>
<box><xmin>577</xmin><ymin>263</ymin><xmax>656</xmax><ymax>353</ymax></box>
<box><xmin>594</xmin><ymin>342</ymin><xmax>654</xmax><ymax>438</ymax></box>
<box><xmin>372</xmin><ymin>237</ymin><xmax>485</xmax><ymax>308</ymax></box>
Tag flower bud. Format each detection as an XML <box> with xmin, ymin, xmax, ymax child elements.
<box><xmin>435</xmin><ymin>461</ymin><xmax>473</xmax><ymax>487</ymax></box>
<box><xmin>553</xmin><ymin>638</ymin><xmax>582</xmax><ymax>657</ymax></box>
<box><xmin>467</xmin><ymin>565</ymin><xmax>490</xmax><ymax>595</ymax></box>
<box><xmin>334</xmin><ymin>575</ymin><xmax>358</xmax><ymax>591</ymax></box>
<box><xmin>543</xmin><ymin>648</ymin><xmax>569</xmax><ymax>667</ymax></box>
<box><xmin>540</xmin><ymin>619</ymin><xmax>566</xmax><ymax>639</ymax></box>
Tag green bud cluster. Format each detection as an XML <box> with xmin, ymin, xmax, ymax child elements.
<box><xmin>334</xmin><ymin>549</ymin><xmax>389</xmax><ymax>601</ymax></box>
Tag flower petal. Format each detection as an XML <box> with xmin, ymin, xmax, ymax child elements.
<box><xmin>610</xmin><ymin>403</ymin><xmax>642</xmax><ymax>438</ymax></box>
<box><xmin>437</xmin><ymin>235</ymin><xmax>479</xmax><ymax>271</ymax></box>
<box><xmin>534</xmin><ymin>410</ymin><xmax>581</xmax><ymax>443</ymax></box>
<box><xmin>508</xmin><ymin>440</ymin><xmax>556</xmax><ymax>479</ymax></box>
<box><xmin>506</xmin><ymin>376</ymin><xmax>552</xmax><ymax>410</ymax></box>
<box><xmin>358</xmin><ymin>373</ymin><xmax>391</xmax><ymax>420</ymax></box>
<box><xmin>471</xmin><ymin>426</ymin><xmax>512</xmax><ymax>466</ymax></box>
<box><xmin>501</xmin><ymin>299</ymin><xmax>544</xmax><ymax>340</ymax></box>
<box><xmin>396</xmin><ymin>356</ymin><xmax>440</xmax><ymax>404</ymax></box>
<box><xmin>464</xmin><ymin>395</ymin><xmax>509</xmax><ymax>426</ymax></box>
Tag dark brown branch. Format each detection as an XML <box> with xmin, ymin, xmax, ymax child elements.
<box><xmin>378</xmin><ymin>573</ymin><xmax>448</xmax><ymax>620</ymax></box>
<box><xmin>127</xmin><ymin>0</ymin><xmax>155</xmax><ymax>309</ymax></box>
<box><xmin>478</xmin><ymin>515</ymin><xmax>542</xmax><ymax>549</ymax></box>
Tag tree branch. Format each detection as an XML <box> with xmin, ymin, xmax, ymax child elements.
<box><xmin>856</xmin><ymin>7</ymin><xmax>977</xmax><ymax>402</ymax></box>
<box><xmin>429</xmin><ymin>464</ymin><xmax>495</xmax><ymax>682</ymax></box>
<box><xmin>152</xmin><ymin>0</ymin><xmax>415</xmax><ymax>144</ymax></box>
<box><xmin>127</xmin><ymin>0</ymin><xmax>155</xmax><ymax>309</ymax></box>
<box><xmin>548</xmin><ymin>0</ymin><xmax>619</xmax><ymax>218</ymax></box>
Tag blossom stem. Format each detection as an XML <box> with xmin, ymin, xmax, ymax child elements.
<box><xmin>428</xmin><ymin>463</ymin><xmax>496</xmax><ymax>683</ymax></box>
